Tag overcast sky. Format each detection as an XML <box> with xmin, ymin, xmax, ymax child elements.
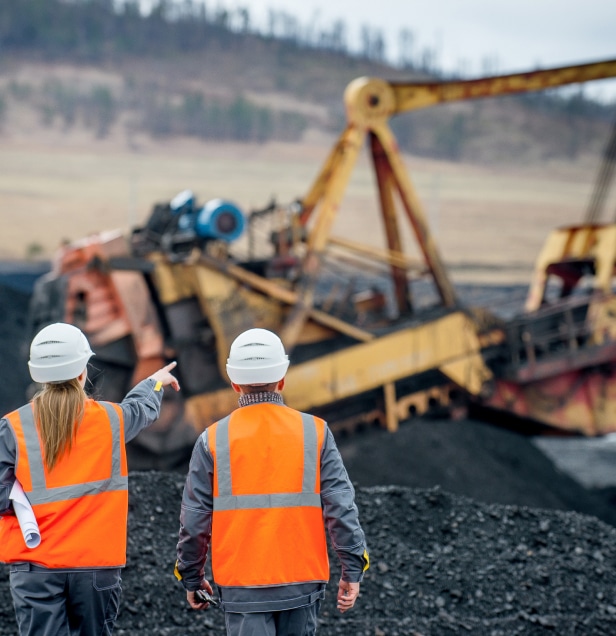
<box><xmin>140</xmin><ymin>0</ymin><xmax>616</xmax><ymax>101</ymax></box>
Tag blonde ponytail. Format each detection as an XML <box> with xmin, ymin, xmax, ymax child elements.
<box><xmin>33</xmin><ymin>379</ymin><xmax>86</xmax><ymax>472</ymax></box>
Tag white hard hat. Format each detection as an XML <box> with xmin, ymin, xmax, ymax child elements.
<box><xmin>226</xmin><ymin>328</ymin><xmax>289</xmax><ymax>385</ymax></box>
<box><xmin>28</xmin><ymin>323</ymin><xmax>94</xmax><ymax>384</ymax></box>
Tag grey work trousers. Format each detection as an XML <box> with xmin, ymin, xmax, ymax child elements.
<box><xmin>9</xmin><ymin>563</ymin><xmax>122</xmax><ymax>636</ymax></box>
<box><xmin>223</xmin><ymin>600</ymin><xmax>321</xmax><ymax>636</ymax></box>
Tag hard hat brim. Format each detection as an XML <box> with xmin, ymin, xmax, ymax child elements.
<box><xmin>226</xmin><ymin>359</ymin><xmax>289</xmax><ymax>385</ymax></box>
<box><xmin>28</xmin><ymin>353</ymin><xmax>93</xmax><ymax>384</ymax></box>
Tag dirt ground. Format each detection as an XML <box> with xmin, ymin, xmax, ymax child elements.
<box><xmin>0</xmin><ymin>134</ymin><xmax>609</xmax><ymax>286</ymax></box>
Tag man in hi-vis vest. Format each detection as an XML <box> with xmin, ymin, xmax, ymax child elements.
<box><xmin>175</xmin><ymin>328</ymin><xmax>369</xmax><ymax>635</ymax></box>
<box><xmin>0</xmin><ymin>322</ymin><xmax>180</xmax><ymax>636</ymax></box>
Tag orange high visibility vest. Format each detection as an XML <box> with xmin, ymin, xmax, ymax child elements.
<box><xmin>209</xmin><ymin>403</ymin><xmax>329</xmax><ymax>587</ymax></box>
<box><xmin>0</xmin><ymin>400</ymin><xmax>129</xmax><ymax>568</ymax></box>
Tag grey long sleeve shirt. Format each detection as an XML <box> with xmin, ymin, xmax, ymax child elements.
<box><xmin>0</xmin><ymin>377</ymin><xmax>165</xmax><ymax>515</ymax></box>
<box><xmin>175</xmin><ymin>396</ymin><xmax>369</xmax><ymax>612</ymax></box>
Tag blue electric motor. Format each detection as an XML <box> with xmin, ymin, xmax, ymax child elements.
<box><xmin>168</xmin><ymin>191</ymin><xmax>245</xmax><ymax>243</ymax></box>
<box><xmin>194</xmin><ymin>198</ymin><xmax>245</xmax><ymax>242</ymax></box>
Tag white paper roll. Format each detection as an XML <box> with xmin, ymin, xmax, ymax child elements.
<box><xmin>9</xmin><ymin>480</ymin><xmax>41</xmax><ymax>549</ymax></box>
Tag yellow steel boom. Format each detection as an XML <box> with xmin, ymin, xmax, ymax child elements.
<box><xmin>287</xmin><ymin>59</ymin><xmax>616</xmax><ymax>351</ymax></box>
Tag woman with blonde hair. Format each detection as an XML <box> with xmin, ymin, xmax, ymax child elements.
<box><xmin>0</xmin><ymin>322</ymin><xmax>180</xmax><ymax>635</ymax></box>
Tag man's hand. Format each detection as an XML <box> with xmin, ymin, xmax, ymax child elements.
<box><xmin>149</xmin><ymin>361</ymin><xmax>181</xmax><ymax>392</ymax></box>
<box><xmin>337</xmin><ymin>579</ymin><xmax>360</xmax><ymax>613</ymax></box>
<box><xmin>187</xmin><ymin>579</ymin><xmax>215</xmax><ymax>610</ymax></box>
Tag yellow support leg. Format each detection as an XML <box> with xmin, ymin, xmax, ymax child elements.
<box><xmin>384</xmin><ymin>382</ymin><xmax>399</xmax><ymax>432</ymax></box>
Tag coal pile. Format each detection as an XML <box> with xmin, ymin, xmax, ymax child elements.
<box><xmin>2</xmin><ymin>472</ymin><xmax>616</xmax><ymax>635</ymax></box>
<box><xmin>337</xmin><ymin>418</ymin><xmax>616</xmax><ymax>528</ymax></box>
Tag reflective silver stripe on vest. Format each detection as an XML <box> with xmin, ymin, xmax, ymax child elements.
<box><xmin>27</xmin><ymin>475</ymin><xmax>129</xmax><ymax>505</ymax></box>
<box><xmin>15</xmin><ymin>402</ymin><xmax>127</xmax><ymax>506</ymax></box>
<box><xmin>214</xmin><ymin>412</ymin><xmax>321</xmax><ymax>512</ymax></box>
<box><xmin>101</xmin><ymin>402</ymin><xmax>123</xmax><ymax>477</ymax></box>
<box><xmin>17</xmin><ymin>406</ymin><xmax>46</xmax><ymax>491</ymax></box>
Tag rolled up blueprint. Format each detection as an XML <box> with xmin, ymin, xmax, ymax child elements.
<box><xmin>9</xmin><ymin>480</ymin><xmax>41</xmax><ymax>549</ymax></box>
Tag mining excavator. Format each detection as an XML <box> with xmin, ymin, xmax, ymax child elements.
<box><xmin>27</xmin><ymin>58</ymin><xmax>616</xmax><ymax>468</ymax></box>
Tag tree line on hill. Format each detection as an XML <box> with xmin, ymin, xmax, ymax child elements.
<box><xmin>0</xmin><ymin>0</ymin><xmax>420</xmax><ymax>68</ymax></box>
<box><xmin>0</xmin><ymin>0</ymin><xmax>613</xmax><ymax>161</ymax></box>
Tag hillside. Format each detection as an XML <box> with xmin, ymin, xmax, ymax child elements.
<box><xmin>0</xmin><ymin>1</ymin><xmax>614</xmax><ymax>164</ymax></box>
<box><xmin>1</xmin><ymin>1</ymin><xmax>615</xmax><ymax>274</ymax></box>
<box><xmin>2</xmin><ymin>49</ymin><xmax>612</xmax><ymax>163</ymax></box>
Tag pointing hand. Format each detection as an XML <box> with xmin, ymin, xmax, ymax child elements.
<box><xmin>149</xmin><ymin>361</ymin><xmax>181</xmax><ymax>392</ymax></box>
